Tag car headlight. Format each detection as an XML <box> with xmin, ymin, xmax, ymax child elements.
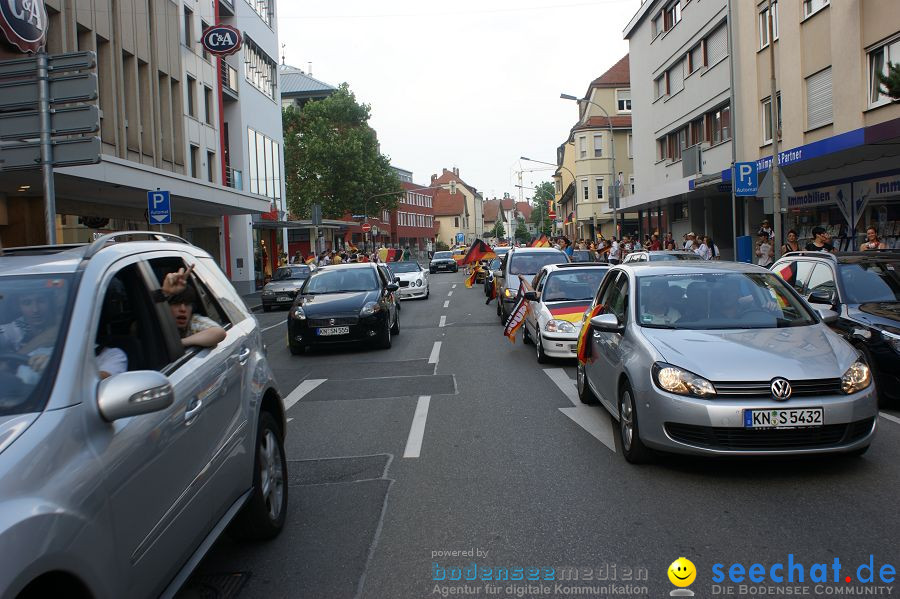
<box><xmin>360</xmin><ymin>301</ymin><xmax>382</xmax><ymax>317</ymax></box>
<box><xmin>504</xmin><ymin>288</ymin><xmax>514</xmax><ymax>298</ymax></box>
<box><xmin>291</xmin><ymin>305</ymin><xmax>306</xmax><ymax>320</ymax></box>
<box><xmin>651</xmin><ymin>362</ymin><xmax>716</xmax><ymax>398</ymax></box>
<box><xmin>545</xmin><ymin>319</ymin><xmax>576</xmax><ymax>333</ymax></box>
<box><xmin>262</xmin><ymin>289</ymin><xmax>274</xmax><ymax>296</ymax></box>
<box><xmin>881</xmin><ymin>329</ymin><xmax>900</xmax><ymax>355</ymax></box>
<box><xmin>415</xmin><ymin>279</ymin><xmax>423</xmax><ymax>287</ymax></box>
<box><xmin>841</xmin><ymin>359</ymin><xmax>872</xmax><ymax>394</ymax></box>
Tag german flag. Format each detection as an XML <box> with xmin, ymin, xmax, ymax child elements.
<box><xmin>548</xmin><ymin>302</ymin><xmax>591</xmax><ymax>323</ymax></box>
<box><xmin>576</xmin><ymin>304</ymin><xmax>604</xmax><ymax>364</ymax></box>
<box><xmin>530</xmin><ymin>233</ymin><xmax>550</xmax><ymax>248</ymax></box>
<box><xmin>305</xmin><ymin>255</ymin><xmax>316</xmax><ymax>265</ymax></box>
<box><xmin>465</xmin><ymin>264</ymin><xmax>481</xmax><ymax>288</ymax></box>
<box><xmin>485</xmin><ymin>278</ymin><xmax>497</xmax><ymax>304</ymax></box>
<box><xmin>461</xmin><ymin>239</ymin><xmax>496</xmax><ymax>265</ymax></box>
<box><xmin>503</xmin><ymin>285</ymin><xmax>530</xmax><ymax>344</ymax></box>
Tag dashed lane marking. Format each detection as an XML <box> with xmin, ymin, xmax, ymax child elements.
<box><xmin>439</xmin><ymin>315</ymin><xmax>447</xmax><ymax>328</ymax></box>
<box><xmin>448</xmin><ymin>291</ymin><xmax>453</xmax><ymax>297</ymax></box>
<box><xmin>880</xmin><ymin>412</ymin><xmax>900</xmax><ymax>426</ymax></box>
<box><xmin>403</xmin><ymin>396</ymin><xmax>431</xmax><ymax>458</ymax></box>
<box><xmin>452</xmin><ymin>284</ymin><xmax>457</xmax><ymax>289</ymax></box>
<box><xmin>543</xmin><ymin>368</ymin><xmax>616</xmax><ymax>453</ymax></box>
<box><xmin>284</xmin><ymin>379</ymin><xmax>327</xmax><ymax>410</ymax></box>
<box><xmin>443</xmin><ymin>300</ymin><xmax>450</xmax><ymax>308</ymax></box>
<box><xmin>428</xmin><ymin>341</ymin><xmax>442</xmax><ymax>365</ymax></box>
<box><xmin>261</xmin><ymin>322</ymin><xmax>283</xmax><ymax>333</ymax></box>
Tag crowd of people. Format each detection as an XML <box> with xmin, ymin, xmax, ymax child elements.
<box><xmin>543</xmin><ymin>231</ymin><xmax>721</xmax><ymax>264</ymax></box>
<box><xmin>288</xmin><ymin>244</ymin><xmax>415</xmax><ymax>268</ymax></box>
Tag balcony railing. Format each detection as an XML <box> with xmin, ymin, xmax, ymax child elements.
<box><xmin>225</xmin><ymin>167</ymin><xmax>243</xmax><ymax>190</ymax></box>
<box><xmin>220</xmin><ymin>61</ymin><xmax>239</xmax><ymax>98</ymax></box>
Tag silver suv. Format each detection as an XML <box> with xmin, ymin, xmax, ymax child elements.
<box><xmin>0</xmin><ymin>233</ymin><xmax>287</xmax><ymax>599</ymax></box>
<box><xmin>495</xmin><ymin>247</ymin><xmax>568</xmax><ymax>322</ymax></box>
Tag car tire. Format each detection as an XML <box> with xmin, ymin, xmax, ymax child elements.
<box><xmin>263</xmin><ymin>305</ymin><xmax>271</xmax><ymax>313</ymax></box>
<box><xmin>391</xmin><ymin>309</ymin><xmax>400</xmax><ymax>335</ymax></box>
<box><xmin>618</xmin><ymin>382</ymin><xmax>652</xmax><ymax>464</ymax></box>
<box><xmin>289</xmin><ymin>342</ymin><xmax>305</xmax><ymax>356</ymax></box>
<box><xmin>576</xmin><ymin>362</ymin><xmax>598</xmax><ymax>405</ymax></box>
<box><xmin>425</xmin><ymin>288</ymin><xmax>429</xmax><ymax>299</ymax></box>
<box><xmin>535</xmin><ymin>333</ymin><xmax>548</xmax><ymax>364</ymax></box>
<box><xmin>523</xmin><ymin>324</ymin><xmax>532</xmax><ymax>345</ymax></box>
<box><xmin>430</xmin><ymin>268</ymin><xmax>436</xmax><ymax>274</ymax></box>
<box><xmin>230</xmin><ymin>412</ymin><xmax>288</xmax><ymax>540</ymax></box>
<box><xmin>377</xmin><ymin>319</ymin><xmax>392</xmax><ymax>349</ymax></box>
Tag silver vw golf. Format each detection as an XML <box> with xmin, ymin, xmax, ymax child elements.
<box><xmin>576</xmin><ymin>262</ymin><xmax>878</xmax><ymax>463</ymax></box>
<box><xmin>0</xmin><ymin>233</ymin><xmax>287</xmax><ymax>598</ymax></box>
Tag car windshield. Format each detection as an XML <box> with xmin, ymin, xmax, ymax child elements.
<box><xmin>653</xmin><ymin>252</ymin><xmax>701</xmax><ymax>261</ymax></box>
<box><xmin>542</xmin><ymin>269</ymin><xmax>608</xmax><ymax>302</ymax></box>
<box><xmin>390</xmin><ymin>262</ymin><xmax>421</xmax><ymax>273</ymax></box>
<box><xmin>571</xmin><ymin>250</ymin><xmax>595</xmax><ymax>263</ymax></box>
<box><xmin>273</xmin><ymin>266</ymin><xmax>310</xmax><ymax>280</ymax></box>
<box><xmin>839</xmin><ymin>261</ymin><xmax>900</xmax><ymax>304</ymax></box>
<box><xmin>509</xmin><ymin>252</ymin><xmax>567</xmax><ymax>275</ymax></box>
<box><xmin>636</xmin><ymin>272</ymin><xmax>817</xmax><ymax>330</ymax></box>
<box><xmin>433</xmin><ymin>252</ymin><xmax>452</xmax><ymax>259</ymax></box>
<box><xmin>0</xmin><ymin>275</ymin><xmax>74</xmax><ymax>416</ymax></box>
<box><xmin>303</xmin><ymin>268</ymin><xmax>379</xmax><ymax>294</ymax></box>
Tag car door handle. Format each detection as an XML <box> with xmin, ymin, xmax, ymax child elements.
<box><xmin>184</xmin><ymin>399</ymin><xmax>203</xmax><ymax>422</ymax></box>
<box><xmin>238</xmin><ymin>347</ymin><xmax>251</xmax><ymax>364</ymax></box>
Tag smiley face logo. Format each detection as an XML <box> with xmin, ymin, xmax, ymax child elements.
<box><xmin>668</xmin><ymin>557</ymin><xmax>696</xmax><ymax>587</ymax></box>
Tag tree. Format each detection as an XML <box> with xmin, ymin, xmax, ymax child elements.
<box><xmin>491</xmin><ymin>220</ymin><xmax>506</xmax><ymax>240</ymax></box>
<box><xmin>877</xmin><ymin>61</ymin><xmax>900</xmax><ymax>103</ymax></box>
<box><xmin>514</xmin><ymin>218</ymin><xmax>530</xmax><ymax>243</ymax></box>
<box><xmin>530</xmin><ymin>181</ymin><xmax>555</xmax><ymax>236</ymax></box>
<box><xmin>283</xmin><ymin>83</ymin><xmax>402</xmax><ymax>220</ymax></box>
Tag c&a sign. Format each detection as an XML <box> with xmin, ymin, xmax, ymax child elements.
<box><xmin>0</xmin><ymin>0</ymin><xmax>48</xmax><ymax>53</ymax></box>
<box><xmin>201</xmin><ymin>24</ymin><xmax>242</xmax><ymax>56</ymax></box>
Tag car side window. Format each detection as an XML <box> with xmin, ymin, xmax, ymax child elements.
<box><xmin>533</xmin><ymin>271</ymin><xmax>546</xmax><ymax>292</ymax></box>
<box><xmin>775</xmin><ymin>260</ymin><xmax>815</xmax><ymax>295</ymax></box>
<box><xmin>191</xmin><ymin>267</ymin><xmax>231</xmax><ymax>328</ymax></box>
<box><xmin>377</xmin><ymin>266</ymin><xmax>392</xmax><ymax>286</ymax></box>
<box><xmin>807</xmin><ymin>263</ymin><xmax>837</xmax><ymax>300</ymax></box>
<box><xmin>595</xmin><ymin>271</ymin><xmax>620</xmax><ymax>310</ymax></box>
<box><xmin>601</xmin><ymin>274</ymin><xmax>629</xmax><ymax>324</ymax></box>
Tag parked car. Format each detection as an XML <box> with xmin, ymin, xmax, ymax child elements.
<box><xmin>622</xmin><ymin>250</ymin><xmax>702</xmax><ymax>263</ymax></box>
<box><xmin>0</xmin><ymin>232</ymin><xmax>287</xmax><ymax>599</ymax></box>
<box><xmin>261</xmin><ymin>264</ymin><xmax>313</xmax><ymax>311</ymax></box>
<box><xmin>577</xmin><ymin>261</ymin><xmax>877</xmax><ymax>463</ymax></box>
<box><xmin>771</xmin><ymin>250</ymin><xmax>900</xmax><ymax>406</ymax></box>
<box><xmin>430</xmin><ymin>251</ymin><xmax>458</xmax><ymax>273</ymax></box>
<box><xmin>288</xmin><ymin>262</ymin><xmax>402</xmax><ymax>354</ymax></box>
<box><xmin>495</xmin><ymin>247</ymin><xmax>569</xmax><ymax>322</ymax></box>
<box><xmin>522</xmin><ymin>263</ymin><xmax>611</xmax><ymax>362</ymax></box>
<box><xmin>391</xmin><ymin>261</ymin><xmax>429</xmax><ymax>300</ymax></box>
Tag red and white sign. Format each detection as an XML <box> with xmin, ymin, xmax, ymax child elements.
<box><xmin>361</xmin><ymin>222</ymin><xmax>372</xmax><ymax>233</ymax></box>
<box><xmin>201</xmin><ymin>25</ymin><xmax>242</xmax><ymax>56</ymax></box>
<box><xmin>0</xmin><ymin>0</ymin><xmax>48</xmax><ymax>53</ymax></box>
<box><xmin>548</xmin><ymin>209</ymin><xmax>556</xmax><ymax>220</ymax></box>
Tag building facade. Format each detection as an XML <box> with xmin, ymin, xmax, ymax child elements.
<box><xmin>731</xmin><ymin>0</ymin><xmax>900</xmax><ymax>251</ymax></box>
<box><xmin>624</xmin><ymin>0</ymin><xmax>736</xmax><ymax>254</ymax></box>
<box><xmin>393</xmin><ymin>177</ymin><xmax>436</xmax><ymax>254</ymax></box>
<box><xmin>431</xmin><ymin>168</ymin><xmax>479</xmax><ymax>246</ymax></box>
<box><xmin>0</xmin><ymin>0</ymin><xmax>285</xmax><ymax>294</ymax></box>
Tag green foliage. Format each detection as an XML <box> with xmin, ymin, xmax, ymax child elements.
<box><xmin>530</xmin><ymin>181</ymin><xmax>555</xmax><ymax>236</ymax></box>
<box><xmin>514</xmin><ymin>218</ymin><xmax>530</xmax><ymax>243</ymax></box>
<box><xmin>491</xmin><ymin>220</ymin><xmax>506</xmax><ymax>240</ymax></box>
<box><xmin>283</xmin><ymin>83</ymin><xmax>402</xmax><ymax>220</ymax></box>
<box><xmin>877</xmin><ymin>61</ymin><xmax>900</xmax><ymax>102</ymax></box>
<box><xmin>435</xmin><ymin>240</ymin><xmax>449</xmax><ymax>251</ymax></box>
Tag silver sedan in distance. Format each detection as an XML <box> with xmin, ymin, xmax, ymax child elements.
<box><xmin>576</xmin><ymin>262</ymin><xmax>878</xmax><ymax>463</ymax></box>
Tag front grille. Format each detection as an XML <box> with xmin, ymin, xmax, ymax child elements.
<box><xmin>665</xmin><ymin>418</ymin><xmax>875</xmax><ymax>451</ymax></box>
<box><xmin>307</xmin><ymin>317</ymin><xmax>358</xmax><ymax>327</ymax></box>
<box><xmin>713</xmin><ymin>378</ymin><xmax>843</xmax><ymax>398</ymax></box>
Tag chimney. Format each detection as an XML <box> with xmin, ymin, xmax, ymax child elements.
<box><xmin>443</xmin><ymin>168</ymin><xmax>450</xmax><ymax>175</ymax></box>
<box><xmin>431</xmin><ymin>174</ymin><xmax>437</xmax><ymax>183</ymax></box>
<box><xmin>308</xmin><ymin>62</ymin><xmax>313</xmax><ymax>75</ymax></box>
<box><xmin>453</xmin><ymin>167</ymin><xmax>459</xmax><ymax>176</ymax></box>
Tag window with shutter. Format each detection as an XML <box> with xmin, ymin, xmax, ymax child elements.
<box><xmin>669</xmin><ymin>60</ymin><xmax>684</xmax><ymax>94</ymax></box>
<box><xmin>688</xmin><ymin>44</ymin><xmax>704</xmax><ymax>73</ymax></box>
<box><xmin>706</xmin><ymin>24</ymin><xmax>728</xmax><ymax>64</ymax></box>
<box><xmin>806</xmin><ymin>67</ymin><xmax>832</xmax><ymax>129</ymax></box>
<box><xmin>655</xmin><ymin>75</ymin><xmax>666</xmax><ymax>99</ymax></box>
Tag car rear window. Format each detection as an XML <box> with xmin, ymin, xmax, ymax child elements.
<box><xmin>433</xmin><ymin>252</ymin><xmax>452</xmax><ymax>259</ymax></box>
<box><xmin>509</xmin><ymin>252</ymin><xmax>567</xmax><ymax>275</ymax></box>
<box><xmin>839</xmin><ymin>261</ymin><xmax>900</xmax><ymax>303</ymax></box>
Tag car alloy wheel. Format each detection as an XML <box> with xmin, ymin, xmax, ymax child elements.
<box><xmin>576</xmin><ymin>363</ymin><xmax>598</xmax><ymax>405</ymax></box>
<box><xmin>535</xmin><ymin>333</ymin><xmax>548</xmax><ymax>364</ymax></box>
<box><xmin>259</xmin><ymin>427</ymin><xmax>285</xmax><ymax>521</ymax></box>
<box><xmin>618</xmin><ymin>383</ymin><xmax>651</xmax><ymax>464</ymax></box>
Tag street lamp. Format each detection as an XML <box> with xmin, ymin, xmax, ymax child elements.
<box><xmin>560</xmin><ymin>93</ymin><xmax>618</xmax><ymax>238</ymax></box>
<box><xmin>520</xmin><ymin>156</ymin><xmax>574</xmax><ymax>236</ymax></box>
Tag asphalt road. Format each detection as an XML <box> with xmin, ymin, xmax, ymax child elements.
<box><xmin>180</xmin><ymin>269</ymin><xmax>900</xmax><ymax>599</ymax></box>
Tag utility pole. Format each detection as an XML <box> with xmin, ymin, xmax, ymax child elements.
<box><xmin>768</xmin><ymin>0</ymin><xmax>782</xmax><ymax>256</ymax></box>
<box><xmin>726</xmin><ymin>0</ymin><xmax>738</xmax><ymax>256</ymax></box>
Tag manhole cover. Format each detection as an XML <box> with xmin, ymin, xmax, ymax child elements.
<box><xmin>177</xmin><ymin>572</ymin><xmax>250</xmax><ymax>599</ymax></box>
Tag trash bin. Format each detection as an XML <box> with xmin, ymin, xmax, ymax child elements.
<box><xmin>736</xmin><ymin>235</ymin><xmax>753</xmax><ymax>263</ymax></box>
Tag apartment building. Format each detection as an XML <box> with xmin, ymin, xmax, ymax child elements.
<box><xmin>0</xmin><ymin>0</ymin><xmax>284</xmax><ymax>294</ymax></box>
<box><xmin>393</xmin><ymin>175</ymin><xmax>436</xmax><ymax>253</ymax></box>
<box><xmin>568</xmin><ymin>54</ymin><xmax>636</xmax><ymax>240</ymax></box>
<box><xmin>731</xmin><ymin>0</ymin><xmax>900</xmax><ymax>250</ymax></box>
<box><xmin>624</xmin><ymin>0</ymin><xmax>736</xmax><ymax>254</ymax></box>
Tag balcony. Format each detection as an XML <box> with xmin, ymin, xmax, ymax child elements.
<box><xmin>218</xmin><ymin>0</ymin><xmax>234</xmax><ymax>17</ymax></box>
<box><xmin>220</xmin><ymin>62</ymin><xmax>239</xmax><ymax>100</ymax></box>
<box><xmin>225</xmin><ymin>167</ymin><xmax>243</xmax><ymax>190</ymax></box>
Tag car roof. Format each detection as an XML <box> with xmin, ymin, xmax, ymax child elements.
<box><xmin>543</xmin><ymin>262</ymin><xmax>609</xmax><ymax>272</ymax></box>
<box><xmin>319</xmin><ymin>262</ymin><xmax>378</xmax><ymax>270</ymax></box>
<box><xmin>617</xmin><ymin>260</ymin><xmax>771</xmax><ymax>276</ymax></box>
<box><xmin>781</xmin><ymin>250</ymin><xmax>900</xmax><ymax>264</ymax></box>
<box><xmin>509</xmin><ymin>247</ymin><xmax>566</xmax><ymax>254</ymax></box>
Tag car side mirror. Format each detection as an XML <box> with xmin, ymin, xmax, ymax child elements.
<box><xmin>386</xmin><ymin>283</ymin><xmax>400</xmax><ymax>292</ymax></box>
<box><xmin>814</xmin><ymin>306</ymin><xmax>839</xmax><ymax>324</ymax></box>
<box><xmin>494</xmin><ymin>271</ymin><xmax>504</xmax><ymax>279</ymax></box>
<box><xmin>398</xmin><ymin>280</ymin><xmax>410</xmax><ymax>288</ymax></box>
<box><xmin>590</xmin><ymin>313</ymin><xmax>623</xmax><ymax>333</ymax></box>
<box><xmin>394</xmin><ymin>277</ymin><xmax>401</xmax><ymax>284</ymax></box>
<box><xmin>97</xmin><ymin>371</ymin><xmax>174</xmax><ymax>422</ymax></box>
<box><xmin>808</xmin><ymin>289</ymin><xmax>835</xmax><ymax>305</ymax></box>
<box><xmin>524</xmin><ymin>291</ymin><xmax>538</xmax><ymax>301</ymax></box>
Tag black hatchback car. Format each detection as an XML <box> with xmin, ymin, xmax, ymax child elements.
<box><xmin>288</xmin><ymin>263</ymin><xmax>401</xmax><ymax>355</ymax></box>
<box><xmin>430</xmin><ymin>251</ymin><xmax>459</xmax><ymax>273</ymax></box>
<box><xmin>772</xmin><ymin>250</ymin><xmax>900</xmax><ymax>405</ymax></box>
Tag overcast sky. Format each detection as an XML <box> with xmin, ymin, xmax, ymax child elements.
<box><xmin>278</xmin><ymin>0</ymin><xmax>638</xmax><ymax>201</ymax></box>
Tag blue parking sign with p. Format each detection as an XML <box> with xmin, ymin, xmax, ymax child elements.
<box><xmin>147</xmin><ymin>190</ymin><xmax>172</xmax><ymax>224</ymax></box>
<box><xmin>734</xmin><ymin>162</ymin><xmax>758</xmax><ymax>196</ymax></box>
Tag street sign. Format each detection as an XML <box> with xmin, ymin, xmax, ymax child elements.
<box><xmin>548</xmin><ymin>209</ymin><xmax>557</xmax><ymax>219</ymax></box>
<box><xmin>0</xmin><ymin>136</ymin><xmax>100</xmax><ymax>170</ymax></box>
<box><xmin>757</xmin><ymin>170</ymin><xmax>796</xmax><ymax>213</ymax></box>
<box><xmin>311</xmin><ymin>203</ymin><xmax>322</xmax><ymax>225</ymax></box>
<box><xmin>361</xmin><ymin>222</ymin><xmax>372</xmax><ymax>233</ymax></box>
<box><xmin>734</xmin><ymin>162</ymin><xmax>759</xmax><ymax>196</ymax></box>
<box><xmin>0</xmin><ymin>51</ymin><xmax>95</xmax><ymax>78</ymax></box>
<box><xmin>201</xmin><ymin>25</ymin><xmax>242</xmax><ymax>56</ymax></box>
<box><xmin>0</xmin><ymin>0</ymin><xmax>49</xmax><ymax>53</ymax></box>
<box><xmin>456</xmin><ymin>232</ymin><xmax>464</xmax><ymax>244</ymax></box>
<box><xmin>0</xmin><ymin>73</ymin><xmax>99</xmax><ymax>110</ymax></box>
<box><xmin>147</xmin><ymin>190</ymin><xmax>172</xmax><ymax>224</ymax></box>
<box><xmin>0</xmin><ymin>105</ymin><xmax>100</xmax><ymax>140</ymax></box>
<box><xmin>371</xmin><ymin>226</ymin><xmax>380</xmax><ymax>237</ymax></box>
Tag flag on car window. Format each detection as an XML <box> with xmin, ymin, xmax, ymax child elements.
<box><xmin>486</xmin><ymin>279</ymin><xmax>497</xmax><ymax>304</ymax></box>
<box><xmin>576</xmin><ymin>304</ymin><xmax>604</xmax><ymax>364</ymax></box>
<box><xmin>461</xmin><ymin>239</ymin><xmax>496</xmax><ymax>265</ymax></box>
<box><xmin>503</xmin><ymin>286</ymin><xmax>530</xmax><ymax>343</ymax></box>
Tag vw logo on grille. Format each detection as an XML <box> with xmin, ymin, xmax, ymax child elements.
<box><xmin>770</xmin><ymin>378</ymin><xmax>792</xmax><ymax>401</ymax></box>
<box><xmin>329</xmin><ymin>318</ymin><xmax>336</xmax><ymax>326</ymax></box>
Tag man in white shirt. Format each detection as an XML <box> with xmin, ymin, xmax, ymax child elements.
<box><xmin>683</xmin><ymin>232</ymin><xmax>696</xmax><ymax>250</ymax></box>
<box><xmin>609</xmin><ymin>239</ymin><xmax>621</xmax><ymax>264</ymax></box>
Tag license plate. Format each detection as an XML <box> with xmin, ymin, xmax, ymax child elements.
<box><xmin>317</xmin><ymin>326</ymin><xmax>350</xmax><ymax>336</ymax></box>
<box><xmin>276</xmin><ymin>296</ymin><xmax>291</xmax><ymax>302</ymax></box>
<box><xmin>743</xmin><ymin>408</ymin><xmax>824</xmax><ymax>429</ymax></box>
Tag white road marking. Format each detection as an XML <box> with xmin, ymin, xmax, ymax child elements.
<box><xmin>428</xmin><ymin>341</ymin><xmax>442</xmax><ymax>364</ymax></box>
<box><xmin>452</xmin><ymin>284</ymin><xmax>457</xmax><ymax>289</ymax></box>
<box><xmin>403</xmin><ymin>396</ymin><xmax>431</xmax><ymax>458</ymax></box>
<box><xmin>543</xmin><ymin>368</ymin><xmax>616</xmax><ymax>453</ymax></box>
<box><xmin>880</xmin><ymin>412</ymin><xmax>900</xmax><ymax>426</ymax></box>
<box><xmin>287</xmin><ymin>417</ymin><xmax>294</xmax><ymax>423</ymax></box>
<box><xmin>283</xmin><ymin>379</ymin><xmax>327</xmax><ymax>411</ymax></box>
<box><xmin>261</xmin><ymin>322</ymin><xmax>283</xmax><ymax>333</ymax></box>
<box><xmin>439</xmin><ymin>315</ymin><xmax>447</xmax><ymax>328</ymax></box>
<box><xmin>448</xmin><ymin>291</ymin><xmax>453</xmax><ymax>297</ymax></box>
<box><xmin>443</xmin><ymin>300</ymin><xmax>450</xmax><ymax>308</ymax></box>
